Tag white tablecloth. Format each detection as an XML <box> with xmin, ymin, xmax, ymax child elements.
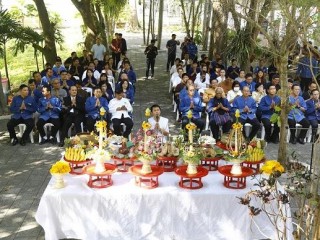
<box><xmin>35</xmin><ymin>169</ymin><xmax>292</xmax><ymax>240</ymax></box>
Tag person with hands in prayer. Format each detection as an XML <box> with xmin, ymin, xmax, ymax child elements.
<box><xmin>85</xmin><ymin>87</ymin><xmax>109</xmax><ymax>132</ymax></box>
<box><xmin>148</xmin><ymin>104</ymin><xmax>169</xmax><ymax>143</ymax></box>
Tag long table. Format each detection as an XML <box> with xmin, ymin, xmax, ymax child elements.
<box><xmin>35</xmin><ymin>168</ymin><xmax>292</xmax><ymax>240</ymax></box>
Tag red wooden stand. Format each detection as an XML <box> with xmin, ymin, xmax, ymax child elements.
<box><xmin>201</xmin><ymin>156</ymin><xmax>222</xmax><ymax>171</ymax></box>
<box><xmin>82</xmin><ymin>163</ymin><xmax>117</xmax><ymax>188</ymax></box>
<box><xmin>64</xmin><ymin>157</ymin><xmax>92</xmax><ymax>175</ymax></box>
<box><xmin>156</xmin><ymin>156</ymin><xmax>179</xmax><ymax>172</ymax></box>
<box><xmin>175</xmin><ymin>166</ymin><xmax>209</xmax><ymax>189</ymax></box>
<box><xmin>112</xmin><ymin>156</ymin><xmax>137</xmax><ymax>172</ymax></box>
<box><xmin>241</xmin><ymin>158</ymin><xmax>265</xmax><ymax>174</ymax></box>
<box><xmin>218</xmin><ymin>165</ymin><xmax>254</xmax><ymax>189</ymax></box>
<box><xmin>128</xmin><ymin>165</ymin><xmax>164</xmax><ymax>189</ymax></box>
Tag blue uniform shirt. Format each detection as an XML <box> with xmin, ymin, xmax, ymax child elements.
<box><xmin>240</xmin><ymin>81</ymin><xmax>256</xmax><ymax>93</ymax></box>
<box><xmin>305</xmin><ymin>99</ymin><xmax>320</xmax><ymax>121</ymax></box>
<box><xmin>288</xmin><ymin>96</ymin><xmax>307</xmax><ymax>122</ymax></box>
<box><xmin>258</xmin><ymin>95</ymin><xmax>281</xmax><ymax>119</ymax></box>
<box><xmin>38</xmin><ymin>96</ymin><xmax>62</xmax><ymax>120</ymax></box>
<box><xmin>85</xmin><ymin>97</ymin><xmax>109</xmax><ymax>120</ymax></box>
<box><xmin>10</xmin><ymin>95</ymin><xmax>37</xmax><ymax>119</ymax></box>
<box><xmin>179</xmin><ymin>94</ymin><xmax>203</xmax><ymax>119</ymax></box>
<box><xmin>232</xmin><ymin>96</ymin><xmax>257</xmax><ymax>120</ymax></box>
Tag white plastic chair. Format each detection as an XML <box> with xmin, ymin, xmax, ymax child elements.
<box><xmin>18</xmin><ymin>124</ymin><xmax>34</xmax><ymax>143</ymax></box>
<box><xmin>39</xmin><ymin>123</ymin><xmax>60</xmax><ymax>143</ymax></box>
<box><xmin>244</xmin><ymin>123</ymin><xmax>252</xmax><ymax>138</ymax></box>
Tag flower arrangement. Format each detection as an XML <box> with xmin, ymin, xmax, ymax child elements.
<box><xmin>50</xmin><ymin>160</ymin><xmax>71</xmax><ymax>174</ymax></box>
<box><xmin>180</xmin><ymin>145</ymin><xmax>203</xmax><ymax>165</ymax></box>
<box><xmin>261</xmin><ymin>160</ymin><xmax>285</xmax><ymax>175</ymax></box>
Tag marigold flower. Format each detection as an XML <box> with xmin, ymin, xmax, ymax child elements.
<box><xmin>50</xmin><ymin>160</ymin><xmax>71</xmax><ymax>174</ymax></box>
<box><xmin>142</xmin><ymin>121</ymin><xmax>152</xmax><ymax>130</ymax></box>
<box><xmin>145</xmin><ymin>108</ymin><xmax>151</xmax><ymax>117</ymax></box>
<box><xmin>261</xmin><ymin>160</ymin><xmax>285</xmax><ymax>175</ymax></box>
<box><xmin>186</xmin><ymin>123</ymin><xmax>197</xmax><ymax>130</ymax></box>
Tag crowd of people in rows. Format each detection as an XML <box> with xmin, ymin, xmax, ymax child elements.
<box><xmin>6</xmin><ymin>33</ymin><xmax>320</xmax><ymax>147</ymax></box>
<box><xmin>166</xmin><ymin>34</ymin><xmax>320</xmax><ymax>144</ymax></box>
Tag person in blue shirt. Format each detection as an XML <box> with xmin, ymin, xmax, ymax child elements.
<box><xmin>207</xmin><ymin>87</ymin><xmax>232</xmax><ymax>141</ymax></box>
<box><xmin>179</xmin><ymin>85</ymin><xmax>205</xmax><ymax>133</ymax></box>
<box><xmin>85</xmin><ymin>87</ymin><xmax>109</xmax><ymax>132</ymax></box>
<box><xmin>40</xmin><ymin>67</ymin><xmax>54</xmax><ymax>86</ymax></box>
<box><xmin>305</xmin><ymin>89</ymin><xmax>320</xmax><ymax>142</ymax></box>
<box><xmin>288</xmin><ymin>84</ymin><xmax>310</xmax><ymax>144</ymax></box>
<box><xmin>232</xmin><ymin>86</ymin><xmax>260</xmax><ymax>141</ymax></box>
<box><xmin>240</xmin><ymin>73</ymin><xmax>256</xmax><ymax>93</ymax></box>
<box><xmin>296</xmin><ymin>53</ymin><xmax>319</xmax><ymax>92</ymax></box>
<box><xmin>52</xmin><ymin>57</ymin><xmax>66</xmax><ymax>78</ymax></box>
<box><xmin>37</xmin><ymin>85</ymin><xmax>62</xmax><ymax>145</ymax></box>
<box><xmin>258</xmin><ymin>84</ymin><xmax>281</xmax><ymax>143</ymax></box>
<box><xmin>28</xmin><ymin>79</ymin><xmax>42</xmax><ymax>104</ymax></box>
<box><xmin>7</xmin><ymin>84</ymin><xmax>37</xmax><ymax>146</ymax></box>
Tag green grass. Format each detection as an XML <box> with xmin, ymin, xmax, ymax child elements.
<box><xmin>0</xmin><ymin>44</ymin><xmax>70</xmax><ymax>89</ymax></box>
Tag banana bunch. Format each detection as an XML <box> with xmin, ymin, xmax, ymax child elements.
<box><xmin>65</xmin><ymin>147</ymin><xmax>87</xmax><ymax>161</ymax></box>
<box><xmin>246</xmin><ymin>146</ymin><xmax>264</xmax><ymax>162</ymax></box>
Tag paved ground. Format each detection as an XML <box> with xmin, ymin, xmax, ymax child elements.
<box><xmin>0</xmin><ymin>33</ymin><xmax>314</xmax><ymax>240</ymax></box>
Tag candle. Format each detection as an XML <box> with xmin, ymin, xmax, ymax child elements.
<box><xmin>188</xmin><ymin>129</ymin><xmax>193</xmax><ymax>144</ymax></box>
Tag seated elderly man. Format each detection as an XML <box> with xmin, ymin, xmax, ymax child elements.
<box><xmin>37</xmin><ymin>85</ymin><xmax>62</xmax><ymax>145</ymax></box>
<box><xmin>180</xmin><ymin>84</ymin><xmax>205</xmax><ymax>133</ymax></box>
<box><xmin>7</xmin><ymin>84</ymin><xmax>37</xmax><ymax>146</ymax></box>
<box><xmin>109</xmin><ymin>88</ymin><xmax>134</xmax><ymax>139</ymax></box>
<box><xmin>85</xmin><ymin>87</ymin><xmax>109</xmax><ymax>132</ymax></box>
<box><xmin>148</xmin><ymin>104</ymin><xmax>169</xmax><ymax>143</ymax></box>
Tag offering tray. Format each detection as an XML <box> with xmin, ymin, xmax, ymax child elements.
<box><xmin>64</xmin><ymin>157</ymin><xmax>93</xmax><ymax>175</ymax></box>
<box><xmin>174</xmin><ymin>166</ymin><xmax>209</xmax><ymax>189</ymax></box>
<box><xmin>112</xmin><ymin>156</ymin><xmax>138</xmax><ymax>172</ymax></box>
<box><xmin>156</xmin><ymin>156</ymin><xmax>179</xmax><ymax>172</ymax></box>
<box><xmin>82</xmin><ymin>163</ymin><xmax>117</xmax><ymax>188</ymax></box>
<box><xmin>201</xmin><ymin>155</ymin><xmax>223</xmax><ymax>171</ymax></box>
<box><xmin>128</xmin><ymin>165</ymin><xmax>164</xmax><ymax>189</ymax></box>
<box><xmin>241</xmin><ymin>158</ymin><xmax>266</xmax><ymax>174</ymax></box>
<box><xmin>218</xmin><ymin>165</ymin><xmax>254</xmax><ymax>189</ymax></box>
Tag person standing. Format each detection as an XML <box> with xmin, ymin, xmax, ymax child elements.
<box><xmin>118</xmin><ymin>33</ymin><xmax>127</xmax><ymax>56</ymax></box>
<box><xmin>91</xmin><ymin>37</ymin><xmax>106</xmax><ymax>66</ymax></box>
<box><xmin>166</xmin><ymin>34</ymin><xmax>180</xmax><ymax>72</ymax></box>
<box><xmin>144</xmin><ymin>39</ymin><xmax>158</xmax><ymax>79</ymax></box>
<box><xmin>296</xmin><ymin>52</ymin><xmax>319</xmax><ymax>92</ymax></box>
<box><xmin>110</xmin><ymin>33</ymin><xmax>121</xmax><ymax>69</ymax></box>
<box><xmin>7</xmin><ymin>84</ymin><xmax>37</xmax><ymax>146</ymax></box>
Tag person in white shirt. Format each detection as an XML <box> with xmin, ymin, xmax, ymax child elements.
<box><xmin>235</xmin><ymin>70</ymin><xmax>246</xmax><ymax>83</ymax></box>
<box><xmin>91</xmin><ymin>37</ymin><xmax>106</xmax><ymax>62</ymax></box>
<box><xmin>227</xmin><ymin>81</ymin><xmax>242</xmax><ymax>105</ymax></box>
<box><xmin>194</xmin><ymin>71</ymin><xmax>210</xmax><ymax>90</ymax></box>
<box><xmin>216</xmin><ymin>69</ymin><xmax>226</xmax><ymax>83</ymax></box>
<box><xmin>82</xmin><ymin>62</ymin><xmax>101</xmax><ymax>81</ymax></box>
<box><xmin>109</xmin><ymin>88</ymin><xmax>133</xmax><ymax>139</ymax></box>
<box><xmin>148</xmin><ymin>104</ymin><xmax>169</xmax><ymax>143</ymax></box>
<box><xmin>171</xmin><ymin>67</ymin><xmax>184</xmax><ymax>89</ymax></box>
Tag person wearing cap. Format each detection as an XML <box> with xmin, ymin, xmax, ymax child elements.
<box><xmin>144</xmin><ymin>39</ymin><xmax>158</xmax><ymax>79</ymax></box>
<box><xmin>166</xmin><ymin>34</ymin><xmax>180</xmax><ymax>72</ymax></box>
<box><xmin>85</xmin><ymin>87</ymin><xmax>109</xmax><ymax>132</ymax></box>
<box><xmin>7</xmin><ymin>84</ymin><xmax>37</xmax><ymax>146</ymax></box>
<box><xmin>109</xmin><ymin>88</ymin><xmax>133</xmax><ymax>139</ymax></box>
<box><xmin>91</xmin><ymin>37</ymin><xmax>106</xmax><ymax>64</ymax></box>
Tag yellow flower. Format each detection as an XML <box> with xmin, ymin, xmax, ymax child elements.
<box><xmin>232</xmin><ymin>122</ymin><xmax>242</xmax><ymax>130</ymax></box>
<box><xmin>142</xmin><ymin>121</ymin><xmax>152</xmax><ymax>130</ymax></box>
<box><xmin>50</xmin><ymin>160</ymin><xmax>71</xmax><ymax>174</ymax></box>
<box><xmin>187</xmin><ymin>110</ymin><xmax>193</xmax><ymax>119</ymax></box>
<box><xmin>235</xmin><ymin>109</ymin><xmax>240</xmax><ymax>118</ymax></box>
<box><xmin>145</xmin><ymin>108</ymin><xmax>151</xmax><ymax>117</ymax></box>
<box><xmin>261</xmin><ymin>160</ymin><xmax>284</xmax><ymax>175</ymax></box>
<box><xmin>186</xmin><ymin>123</ymin><xmax>197</xmax><ymax>130</ymax></box>
<box><xmin>95</xmin><ymin>120</ymin><xmax>107</xmax><ymax>130</ymax></box>
<box><xmin>100</xmin><ymin>107</ymin><xmax>106</xmax><ymax>116</ymax></box>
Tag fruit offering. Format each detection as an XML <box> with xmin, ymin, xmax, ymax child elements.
<box><xmin>246</xmin><ymin>140</ymin><xmax>265</xmax><ymax>162</ymax></box>
<box><xmin>65</xmin><ymin>147</ymin><xmax>87</xmax><ymax>161</ymax></box>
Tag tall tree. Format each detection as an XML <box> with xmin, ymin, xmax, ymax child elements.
<box><xmin>180</xmin><ymin>0</ymin><xmax>204</xmax><ymax>38</ymax></box>
<box><xmin>33</xmin><ymin>0</ymin><xmax>57</xmax><ymax>64</ymax></box>
<box><xmin>157</xmin><ymin>0</ymin><xmax>164</xmax><ymax>49</ymax></box>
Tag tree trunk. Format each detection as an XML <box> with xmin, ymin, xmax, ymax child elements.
<box><xmin>3</xmin><ymin>41</ymin><xmax>10</xmax><ymax>90</ymax></box>
<box><xmin>33</xmin><ymin>0</ymin><xmax>57</xmax><ymax>64</ymax></box>
<box><xmin>208</xmin><ymin>5</ymin><xmax>215</xmax><ymax>60</ymax></box>
<box><xmin>143</xmin><ymin>0</ymin><xmax>146</xmax><ymax>45</ymax></box>
<box><xmin>180</xmin><ymin>0</ymin><xmax>191</xmax><ymax>37</ymax></box>
<box><xmin>0</xmin><ymin>71</ymin><xmax>8</xmax><ymax>114</ymax></box>
<box><xmin>130</xmin><ymin>0</ymin><xmax>140</xmax><ymax>30</ymax></box>
<box><xmin>202</xmin><ymin>0</ymin><xmax>211</xmax><ymax>51</ymax></box>
<box><xmin>147</xmin><ymin>0</ymin><xmax>152</xmax><ymax>44</ymax></box>
<box><xmin>212</xmin><ymin>3</ymin><xmax>223</xmax><ymax>57</ymax></box>
<box><xmin>276</xmin><ymin>53</ymin><xmax>289</xmax><ymax>165</ymax></box>
<box><xmin>157</xmin><ymin>0</ymin><xmax>164</xmax><ymax>49</ymax></box>
<box><xmin>71</xmin><ymin>0</ymin><xmax>99</xmax><ymax>50</ymax></box>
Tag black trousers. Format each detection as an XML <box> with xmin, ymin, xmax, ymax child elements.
<box><xmin>209</xmin><ymin>120</ymin><xmax>232</xmax><ymax>141</ymax></box>
<box><xmin>146</xmin><ymin>58</ymin><xmax>156</xmax><ymax>77</ymax></box>
<box><xmin>60</xmin><ymin>114</ymin><xmax>84</xmax><ymax>141</ymax></box>
<box><xmin>261</xmin><ymin>118</ymin><xmax>280</xmax><ymax>141</ymax></box>
<box><xmin>37</xmin><ymin>118</ymin><xmax>60</xmax><ymax>138</ymax></box>
<box><xmin>7</xmin><ymin>117</ymin><xmax>34</xmax><ymax>140</ymax></box>
<box><xmin>300</xmin><ymin>77</ymin><xmax>312</xmax><ymax>92</ymax></box>
<box><xmin>167</xmin><ymin>54</ymin><xmax>175</xmax><ymax>71</ymax></box>
<box><xmin>239</xmin><ymin>118</ymin><xmax>261</xmax><ymax>140</ymax></box>
<box><xmin>112</xmin><ymin>117</ymin><xmax>133</xmax><ymax>138</ymax></box>
<box><xmin>182</xmin><ymin>116</ymin><xmax>205</xmax><ymax>133</ymax></box>
<box><xmin>288</xmin><ymin>118</ymin><xmax>310</xmax><ymax>139</ymax></box>
<box><xmin>112</xmin><ymin>52</ymin><xmax>121</xmax><ymax>69</ymax></box>
<box><xmin>86</xmin><ymin>117</ymin><xmax>97</xmax><ymax>133</ymax></box>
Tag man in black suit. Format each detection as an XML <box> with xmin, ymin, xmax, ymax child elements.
<box><xmin>59</xmin><ymin>86</ymin><xmax>85</xmax><ymax>146</ymax></box>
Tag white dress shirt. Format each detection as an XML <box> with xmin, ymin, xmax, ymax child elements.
<box><xmin>227</xmin><ymin>89</ymin><xmax>242</xmax><ymax>105</ymax></box>
<box><xmin>109</xmin><ymin>97</ymin><xmax>133</xmax><ymax>120</ymax></box>
<box><xmin>194</xmin><ymin>73</ymin><xmax>210</xmax><ymax>90</ymax></box>
<box><xmin>148</xmin><ymin>116</ymin><xmax>169</xmax><ymax>143</ymax></box>
<box><xmin>82</xmin><ymin>69</ymin><xmax>101</xmax><ymax>81</ymax></box>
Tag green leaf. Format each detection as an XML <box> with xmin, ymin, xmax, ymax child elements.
<box><xmin>270</xmin><ymin>113</ymin><xmax>279</xmax><ymax>123</ymax></box>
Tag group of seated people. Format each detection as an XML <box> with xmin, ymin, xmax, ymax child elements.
<box><xmin>7</xmin><ymin>52</ymin><xmax>139</xmax><ymax>147</ymax></box>
<box><xmin>170</xmin><ymin>54</ymin><xmax>320</xmax><ymax>144</ymax></box>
